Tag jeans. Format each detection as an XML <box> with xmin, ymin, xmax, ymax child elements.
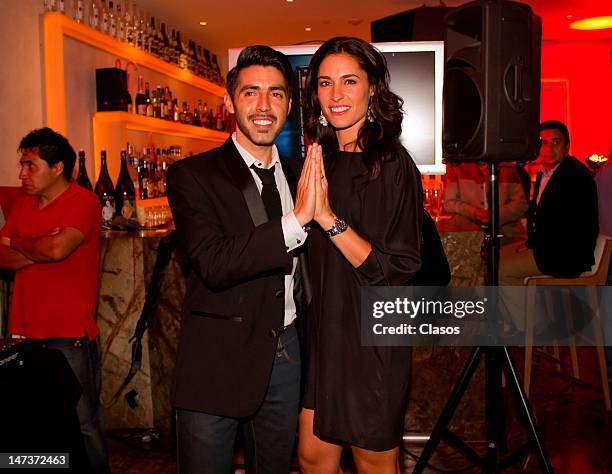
<box><xmin>37</xmin><ymin>337</ymin><xmax>110</xmax><ymax>474</ymax></box>
<box><xmin>177</xmin><ymin>323</ymin><xmax>301</xmax><ymax>474</ymax></box>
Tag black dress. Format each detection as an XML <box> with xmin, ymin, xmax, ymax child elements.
<box><xmin>303</xmin><ymin>149</ymin><xmax>423</xmax><ymax>451</ymax></box>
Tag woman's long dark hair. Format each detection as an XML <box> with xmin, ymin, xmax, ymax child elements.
<box><xmin>304</xmin><ymin>37</ymin><xmax>405</xmax><ymax>180</ymax></box>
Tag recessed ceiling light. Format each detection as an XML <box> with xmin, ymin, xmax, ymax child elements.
<box><xmin>570</xmin><ymin>16</ymin><xmax>612</xmax><ymax>30</ymax></box>
<box><xmin>286</xmin><ymin>0</ymin><xmax>294</xmax><ymax>2</ymax></box>
<box><xmin>305</xmin><ymin>27</ymin><xmax>312</xmax><ymax>32</ymax></box>
<box><xmin>566</xmin><ymin>14</ymin><xmax>573</xmax><ymax>19</ymax></box>
<box><xmin>199</xmin><ymin>21</ymin><xmax>208</xmax><ymax>26</ymax></box>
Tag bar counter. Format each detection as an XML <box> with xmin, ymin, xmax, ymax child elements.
<box><xmin>98</xmin><ymin>226</ymin><xmax>182</xmax><ymax>436</ymax></box>
<box><xmin>97</xmin><ymin>224</ymin><xmax>487</xmax><ymax>441</ymax></box>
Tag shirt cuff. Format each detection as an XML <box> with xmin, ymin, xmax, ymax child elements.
<box><xmin>282</xmin><ymin>211</ymin><xmax>308</xmax><ymax>252</ymax></box>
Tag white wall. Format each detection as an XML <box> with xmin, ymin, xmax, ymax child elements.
<box><xmin>0</xmin><ymin>0</ymin><xmax>45</xmax><ymax>186</ymax></box>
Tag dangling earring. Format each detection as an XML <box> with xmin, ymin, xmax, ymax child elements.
<box><xmin>318</xmin><ymin>111</ymin><xmax>329</xmax><ymax>127</ymax></box>
<box><xmin>366</xmin><ymin>103</ymin><xmax>375</xmax><ymax>123</ymax></box>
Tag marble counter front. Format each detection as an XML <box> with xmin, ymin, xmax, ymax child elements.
<box><xmin>98</xmin><ymin>231</ymin><xmax>184</xmax><ymax>436</ymax></box>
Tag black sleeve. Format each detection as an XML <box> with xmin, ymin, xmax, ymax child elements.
<box><xmin>166</xmin><ymin>160</ymin><xmax>291</xmax><ymax>290</ymax></box>
<box><xmin>355</xmin><ymin>151</ymin><xmax>423</xmax><ymax>285</ymax></box>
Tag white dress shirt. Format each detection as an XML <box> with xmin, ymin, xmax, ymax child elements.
<box><xmin>232</xmin><ymin>133</ymin><xmax>308</xmax><ymax>327</ymax></box>
<box><xmin>536</xmin><ymin>162</ymin><xmax>561</xmax><ymax>205</ymax></box>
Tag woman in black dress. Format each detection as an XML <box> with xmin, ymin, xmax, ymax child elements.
<box><xmin>298</xmin><ymin>37</ymin><xmax>423</xmax><ymax>473</ymax></box>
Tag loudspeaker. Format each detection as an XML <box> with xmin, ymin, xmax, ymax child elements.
<box><xmin>96</xmin><ymin>67</ymin><xmax>131</xmax><ymax>112</ymax></box>
<box><xmin>371</xmin><ymin>6</ymin><xmax>453</xmax><ymax>42</ymax></box>
<box><xmin>443</xmin><ymin>0</ymin><xmax>541</xmax><ymax>163</ymax></box>
<box><xmin>0</xmin><ymin>344</ymin><xmax>90</xmax><ymax>471</ymax></box>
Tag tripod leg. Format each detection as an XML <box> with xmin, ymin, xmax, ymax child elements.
<box><xmin>485</xmin><ymin>348</ymin><xmax>507</xmax><ymax>469</ymax></box>
<box><xmin>413</xmin><ymin>347</ymin><xmax>483</xmax><ymax>473</ymax></box>
<box><xmin>501</xmin><ymin>347</ymin><xmax>554</xmax><ymax>474</ymax></box>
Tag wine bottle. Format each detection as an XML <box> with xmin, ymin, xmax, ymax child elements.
<box><xmin>135</xmin><ymin>76</ymin><xmax>146</xmax><ymax>115</ymax></box>
<box><xmin>94</xmin><ymin>149</ymin><xmax>116</xmax><ymax>226</ymax></box>
<box><xmin>193</xmin><ymin>100</ymin><xmax>201</xmax><ymax>126</ymax></box>
<box><xmin>145</xmin><ymin>81</ymin><xmax>153</xmax><ymax>117</ymax></box>
<box><xmin>76</xmin><ymin>149</ymin><xmax>93</xmax><ymax>191</ymax></box>
<box><xmin>115</xmin><ymin>149</ymin><xmax>136</xmax><ymax>221</ymax></box>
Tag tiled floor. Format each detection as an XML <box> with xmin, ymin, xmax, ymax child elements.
<box><xmin>108</xmin><ymin>348</ymin><xmax>612</xmax><ymax>473</ymax></box>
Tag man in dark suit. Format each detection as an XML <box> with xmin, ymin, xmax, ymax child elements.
<box><xmin>166</xmin><ymin>45</ymin><xmax>315</xmax><ymax>473</ymax></box>
<box><xmin>500</xmin><ymin>120</ymin><xmax>599</xmax><ymax>285</ymax></box>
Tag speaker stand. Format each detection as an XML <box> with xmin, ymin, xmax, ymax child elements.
<box><xmin>412</xmin><ymin>162</ymin><xmax>554</xmax><ymax>473</ymax></box>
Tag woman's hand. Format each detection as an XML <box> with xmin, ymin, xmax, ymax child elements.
<box><xmin>313</xmin><ymin>144</ymin><xmax>336</xmax><ymax>230</ymax></box>
<box><xmin>294</xmin><ymin>144</ymin><xmax>317</xmax><ymax>226</ymax></box>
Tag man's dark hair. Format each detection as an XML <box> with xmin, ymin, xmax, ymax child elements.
<box><xmin>539</xmin><ymin>120</ymin><xmax>570</xmax><ymax>146</ymax></box>
<box><xmin>226</xmin><ymin>45</ymin><xmax>293</xmax><ymax>100</ymax></box>
<box><xmin>18</xmin><ymin>127</ymin><xmax>76</xmax><ymax>180</ymax></box>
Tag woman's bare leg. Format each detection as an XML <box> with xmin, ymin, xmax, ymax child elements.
<box><xmin>298</xmin><ymin>408</ymin><xmax>343</xmax><ymax>474</ymax></box>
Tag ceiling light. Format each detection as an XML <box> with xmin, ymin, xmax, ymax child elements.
<box><xmin>199</xmin><ymin>21</ymin><xmax>208</xmax><ymax>26</ymax></box>
<box><xmin>570</xmin><ymin>16</ymin><xmax>612</xmax><ymax>30</ymax></box>
<box><xmin>286</xmin><ymin>0</ymin><xmax>294</xmax><ymax>2</ymax></box>
<box><xmin>566</xmin><ymin>14</ymin><xmax>573</xmax><ymax>19</ymax></box>
<box><xmin>305</xmin><ymin>27</ymin><xmax>312</xmax><ymax>32</ymax></box>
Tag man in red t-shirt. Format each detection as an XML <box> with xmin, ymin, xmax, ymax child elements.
<box><xmin>0</xmin><ymin>128</ymin><xmax>109</xmax><ymax>473</ymax></box>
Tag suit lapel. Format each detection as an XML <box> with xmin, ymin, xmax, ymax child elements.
<box><xmin>221</xmin><ymin>139</ymin><xmax>268</xmax><ymax>227</ymax></box>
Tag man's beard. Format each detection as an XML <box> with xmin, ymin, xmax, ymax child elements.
<box><xmin>235</xmin><ymin>113</ymin><xmax>281</xmax><ymax>146</ymax></box>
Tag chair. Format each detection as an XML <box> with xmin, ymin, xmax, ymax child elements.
<box><xmin>523</xmin><ymin>234</ymin><xmax>612</xmax><ymax>411</ymax></box>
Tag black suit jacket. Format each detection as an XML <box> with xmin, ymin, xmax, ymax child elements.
<box><xmin>528</xmin><ymin>156</ymin><xmax>599</xmax><ymax>277</ymax></box>
<box><xmin>166</xmin><ymin>138</ymin><xmax>310</xmax><ymax>417</ymax></box>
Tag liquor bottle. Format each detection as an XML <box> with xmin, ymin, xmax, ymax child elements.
<box><xmin>145</xmin><ymin>155</ymin><xmax>156</xmax><ymax>198</ymax></box>
<box><xmin>150</xmin><ymin>155</ymin><xmax>160</xmax><ymax>198</ymax></box>
<box><xmin>115</xmin><ymin>149</ymin><xmax>136</xmax><ymax>221</ymax></box>
<box><xmin>44</xmin><ymin>0</ymin><xmax>56</xmax><ymax>12</ymax></box>
<box><xmin>136</xmin><ymin>9</ymin><xmax>145</xmax><ymax>49</ymax></box>
<box><xmin>170</xmin><ymin>29</ymin><xmax>178</xmax><ymax>65</ymax></box>
<box><xmin>212</xmin><ymin>54</ymin><xmax>223</xmax><ymax>85</ymax></box>
<box><xmin>203</xmin><ymin>49</ymin><xmax>213</xmax><ymax>81</ymax></box>
<box><xmin>179</xmin><ymin>102</ymin><xmax>187</xmax><ymax>124</ymax></box>
<box><xmin>116</xmin><ymin>0</ymin><xmax>125</xmax><ymax>41</ymax></box>
<box><xmin>125</xmin><ymin>2</ymin><xmax>134</xmax><ymax>45</ymax></box>
<box><xmin>193</xmin><ymin>100</ymin><xmax>201</xmax><ymax>126</ymax></box>
<box><xmin>135</xmin><ymin>76</ymin><xmax>146</xmax><ymax>115</ymax></box>
<box><xmin>177</xmin><ymin>31</ymin><xmax>187</xmax><ymax>69</ymax></box>
<box><xmin>57</xmin><ymin>0</ymin><xmax>66</xmax><ymax>14</ymax></box>
<box><xmin>76</xmin><ymin>149</ymin><xmax>93</xmax><ymax>191</ymax></box>
<box><xmin>145</xmin><ymin>81</ymin><xmax>153</xmax><ymax>117</ymax></box>
<box><xmin>89</xmin><ymin>0</ymin><xmax>100</xmax><ymax>29</ymax></box>
<box><xmin>138</xmin><ymin>149</ymin><xmax>149</xmax><ymax>200</ymax></box>
<box><xmin>196</xmin><ymin>44</ymin><xmax>205</xmax><ymax>77</ymax></box>
<box><xmin>151</xmin><ymin>86</ymin><xmax>160</xmax><ymax>118</ymax></box>
<box><xmin>159</xmin><ymin>151</ymin><xmax>169</xmax><ymax>196</ymax></box>
<box><xmin>172</xmin><ymin>98</ymin><xmax>180</xmax><ymax>122</ymax></box>
<box><xmin>147</xmin><ymin>16</ymin><xmax>157</xmax><ymax>55</ymax></box>
<box><xmin>108</xmin><ymin>0</ymin><xmax>116</xmax><ymax>37</ymax></box>
<box><xmin>100</xmin><ymin>0</ymin><xmax>109</xmax><ymax>34</ymax></box>
<box><xmin>126</xmin><ymin>143</ymin><xmax>140</xmax><ymax>196</ymax></box>
<box><xmin>94</xmin><ymin>150</ymin><xmax>116</xmax><ymax>226</ymax></box>
<box><xmin>160</xmin><ymin>23</ymin><xmax>170</xmax><ymax>62</ymax></box>
<box><xmin>206</xmin><ymin>107</ymin><xmax>214</xmax><ymax>130</ymax></box>
<box><xmin>73</xmin><ymin>0</ymin><xmax>84</xmax><ymax>23</ymax></box>
<box><xmin>162</xmin><ymin>87</ymin><xmax>172</xmax><ymax>120</ymax></box>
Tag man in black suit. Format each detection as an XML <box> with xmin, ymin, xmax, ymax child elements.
<box><xmin>500</xmin><ymin>120</ymin><xmax>599</xmax><ymax>285</ymax></box>
<box><xmin>166</xmin><ymin>45</ymin><xmax>315</xmax><ymax>473</ymax></box>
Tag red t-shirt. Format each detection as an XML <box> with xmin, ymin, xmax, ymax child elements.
<box><xmin>0</xmin><ymin>182</ymin><xmax>101</xmax><ymax>340</ymax></box>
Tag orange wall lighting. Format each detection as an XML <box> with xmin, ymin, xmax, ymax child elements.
<box><xmin>569</xmin><ymin>16</ymin><xmax>612</xmax><ymax>30</ymax></box>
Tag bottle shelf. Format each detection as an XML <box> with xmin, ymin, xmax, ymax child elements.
<box><xmin>93</xmin><ymin>111</ymin><xmax>228</xmax><ymax>142</ymax></box>
<box><xmin>92</xmin><ymin>111</ymin><xmax>229</xmax><ymax>183</ymax></box>
<box><xmin>43</xmin><ymin>12</ymin><xmax>225</xmax><ymax>134</ymax></box>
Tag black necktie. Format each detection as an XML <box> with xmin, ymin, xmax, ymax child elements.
<box><xmin>251</xmin><ymin>164</ymin><xmax>283</xmax><ymax>220</ymax></box>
